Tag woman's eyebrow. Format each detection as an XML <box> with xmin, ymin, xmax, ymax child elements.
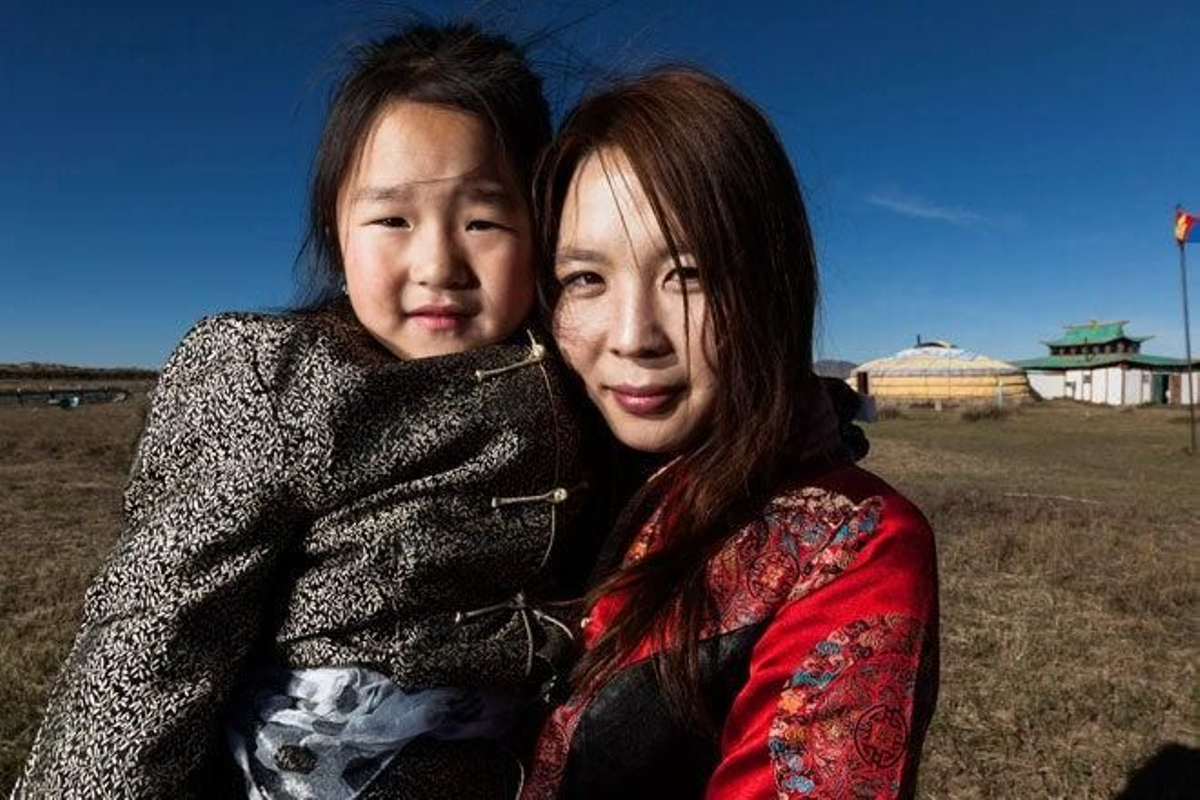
<box><xmin>554</xmin><ymin>246</ymin><xmax>608</xmax><ymax>265</ymax></box>
<box><xmin>662</xmin><ymin>249</ymin><xmax>698</xmax><ymax>265</ymax></box>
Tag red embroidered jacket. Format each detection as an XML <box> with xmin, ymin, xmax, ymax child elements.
<box><xmin>525</xmin><ymin>463</ymin><xmax>939</xmax><ymax>799</ymax></box>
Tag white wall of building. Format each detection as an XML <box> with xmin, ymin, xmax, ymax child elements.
<box><xmin>1027</xmin><ymin>371</ymin><xmax>1064</xmax><ymax>399</ymax></box>
<box><xmin>1101</xmin><ymin>367</ymin><xmax>1124</xmax><ymax>405</ymax></box>
<box><xmin>1126</xmin><ymin>369</ymin><xmax>1150</xmax><ymax>405</ymax></box>
<box><xmin>1176</xmin><ymin>370</ymin><xmax>1200</xmax><ymax>406</ymax></box>
<box><xmin>1064</xmin><ymin>369</ymin><xmax>1085</xmax><ymax>402</ymax></box>
<box><xmin>1024</xmin><ymin>366</ymin><xmax>1198</xmax><ymax>405</ymax></box>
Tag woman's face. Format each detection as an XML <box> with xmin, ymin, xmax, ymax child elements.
<box><xmin>338</xmin><ymin>102</ymin><xmax>534</xmax><ymax>359</ymax></box>
<box><xmin>552</xmin><ymin>149</ymin><xmax>716</xmax><ymax>454</ymax></box>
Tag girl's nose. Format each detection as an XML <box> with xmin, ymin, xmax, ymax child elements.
<box><xmin>410</xmin><ymin>225</ymin><xmax>472</xmax><ymax>288</ymax></box>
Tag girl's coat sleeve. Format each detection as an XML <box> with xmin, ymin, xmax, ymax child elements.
<box><xmin>14</xmin><ymin>316</ymin><xmax>294</xmax><ymax>799</ymax></box>
<box><xmin>706</xmin><ymin>493</ymin><xmax>939</xmax><ymax>800</ymax></box>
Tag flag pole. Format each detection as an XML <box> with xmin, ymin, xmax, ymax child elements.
<box><xmin>1180</xmin><ymin>237</ymin><xmax>1197</xmax><ymax>455</ymax></box>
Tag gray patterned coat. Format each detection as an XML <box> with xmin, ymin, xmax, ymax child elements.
<box><xmin>14</xmin><ymin>310</ymin><xmax>589</xmax><ymax>799</ymax></box>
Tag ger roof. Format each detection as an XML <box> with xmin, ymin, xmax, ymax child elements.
<box><xmin>1043</xmin><ymin>320</ymin><xmax>1151</xmax><ymax>347</ymax></box>
<box><xmin>855</xmin><ymin>341</ymin><xmax>1024</xmax><ymax>377</ymax></box>
<box><xmin>1015</xmin><ymin>353</ymin><xmax>1197</xmax><ymax>370</ymax></box>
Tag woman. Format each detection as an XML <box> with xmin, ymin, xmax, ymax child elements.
<box><xmin>15</xmin><ymin>23</ymin><xmax>591</xmax><ymax>799</ymax></box>
<box><xmin>526</xmin><ymin>68</ymin><xmax>938</xmax><ymax>798</ymax></box>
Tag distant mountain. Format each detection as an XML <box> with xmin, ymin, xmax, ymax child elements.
<box><xmin>0</xmin><ymin>362</ymin><xmax>158</xmax><ymax>381</ymax></box>
<box><xmin>814</xmin><ymin>360</ymin><xmax>856</xmax><ymax>380</ymax></box>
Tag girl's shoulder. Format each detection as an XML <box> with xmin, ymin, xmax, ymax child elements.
<box><xmin>163</xmin><ymin>308</ymin><xmax>381</xmax><ymax>394</ymax></box>
<box><xmin>173</xmin><ymin>308</ymin><xmax>360</xmax><ymax>361</ymax></box>
<box><xmin>168</xmin><ymin>311</ymin><xmax>305</xmax><ymax>371</ymax></box>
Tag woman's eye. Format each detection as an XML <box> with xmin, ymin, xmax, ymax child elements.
<box><xmin>559</xmin><ymin>271</ymin><xmax>604</xmax><ymax>292</ymax></box>
<box><xmin>373</xmin><ymin>217</ymin><xmax>410</xmax><ymax>229</ymax></box>
<box><xmin>664</xmin><ymin>265</ymin><xmax>702</xmax><ymax>288</ymax></box>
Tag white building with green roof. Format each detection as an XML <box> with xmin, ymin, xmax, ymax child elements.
<box><xmin>1015</xmin><ymin>321</ymin><xmax>1199</xmax><ymax>405</ymax></box>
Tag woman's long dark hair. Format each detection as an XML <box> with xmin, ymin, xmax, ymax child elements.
<box><xmin>537</xmin><ymin>67</ymin><xmax>829</xmax><ymax>729</ymax></box>
<box><xmin>296</xmin><ymin>22</ymin><xmax>552</xmax><ymax>308</ymax></box>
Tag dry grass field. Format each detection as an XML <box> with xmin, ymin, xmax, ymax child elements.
<box><xmin>869</xmin><ymin>403</ymin><xmax>1198</xmax><ymax>798</ymax></box>
<box><xmin>1</xmin><ymin>393</ymin><xmax>1196</xmax><ymax>796</ymax></box>
<box><xmin>0</xmin><ymin>381</ymin><xmax>153</xmax><ymax>792</ymax></box>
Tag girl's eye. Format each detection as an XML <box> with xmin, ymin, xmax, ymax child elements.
<box><xmin>373</xmin><ymin>217</ymin><xmax>411</xmax><ymax>229</ymax></box>
<box><xmin>664</xmin><ymin>265</ymin><xmax>702</xmax><ymax>288</ymax></box>
<box><xmin>466</xmin><ymin>219</ymin><xmax>507</xmax><ymax>232</ymax></box>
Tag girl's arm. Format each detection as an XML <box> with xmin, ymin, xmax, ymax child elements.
<box><xmin>14</xmin><ymin>316</ymin><xmax>296</xmax><ymax>799</ymax></box>
<box><xmin>706</xmin><ymin>493</ymin><xmax>939</xmax><ymax>800</ymax></box>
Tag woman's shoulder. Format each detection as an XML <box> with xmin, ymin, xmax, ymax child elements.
<box><xmin>701</xmin><ymin>464</ymin><xmax>933</xmax><ymax>631</ymax></box>
<box><xmin>788</xmin><ymin>463</ymin><xmax>931</xmax><ymax>537</ymax></box>
<box><xmin>764</xmin><ymin>463</ymin><xmax>935</xmax><ymax>601</ymax></box>
<box><xmin>763</xmin><ymin>462</ymin><xmax>935</xmax><ymax>584</ymax></box>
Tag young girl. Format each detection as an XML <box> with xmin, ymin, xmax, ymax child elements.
<box><xmin>525</xmin><ymin>67</ymin><xmax>938</xmax><ymax>798</ymax></box>
<box><xmin>16</xmin><ymin>23</ymin><xmax>589</xmax><ymax>799</ymax></box>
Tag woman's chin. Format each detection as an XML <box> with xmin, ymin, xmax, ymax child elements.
<box><xmin>606</xmin><ymin>417</ymin><xmax>692</xmax><ymax>455</ymax></box>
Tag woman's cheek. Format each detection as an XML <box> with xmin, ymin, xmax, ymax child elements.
<box><xmin>551</xmin><ymin>302</ymin><xmax>597</xmax><ymax>371</ymax></box>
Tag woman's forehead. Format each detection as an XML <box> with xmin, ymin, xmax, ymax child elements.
<box><xmin>558</xmin><ymin>149</ymin><xmax>684</xmax><ymax>257</ymax></box>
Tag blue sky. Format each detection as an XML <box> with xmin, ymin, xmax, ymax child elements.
<box><xmin>3</xmin><ymin>0</ymin><xmax>1198</xmax><ymax>367</ymax></box>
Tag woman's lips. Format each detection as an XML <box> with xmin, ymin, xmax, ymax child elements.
<box><xmin>608</xmin><ymin>384</ymin><xmax>683</xmax><ymax>415</ymax></box>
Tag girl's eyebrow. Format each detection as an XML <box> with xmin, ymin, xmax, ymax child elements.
<box><xmin>463</xmin><ymin>182</ymin><xmax>514</xmax><ymax>206</ymax></box>
<box><xmin>353</xmin><ymin>181</ymin><xmax>513</xmax><ymax>207</ymax></box>
<box><xmin>353</xmin><ymin>184</ymin><xmax>416</xmax><ymax>203</ymax></box>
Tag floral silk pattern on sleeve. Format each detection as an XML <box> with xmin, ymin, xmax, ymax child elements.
<box><xmin>770</xmin><ymin>614</ymin><xmax>932</xmax><ymax>798</ymax></box>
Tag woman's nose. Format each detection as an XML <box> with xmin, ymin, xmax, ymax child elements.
<box><xmin>609</xmin><ymin>286</ymin><xmax>670</xmax><ymax>358</ymax></box>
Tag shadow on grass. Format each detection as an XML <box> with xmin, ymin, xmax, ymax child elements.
<box><xmin>1114</xmin><ymin>743</ymin><xmax>1200</xmax><ymax>800</ymax></box>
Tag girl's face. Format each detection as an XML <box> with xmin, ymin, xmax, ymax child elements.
<box><xmin>552</xmin><ymin>149</ymin><xmax>716</xmax><ymax>454</ymax></box>
<box><xmin>338</xmin><ymin>102</ymin><xmax>534</xmax><ymax>359</ymax></box>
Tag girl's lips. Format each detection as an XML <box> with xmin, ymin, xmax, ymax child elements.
<box><xmin>408</xmin><ymin>307</ymin><xmax>473</xmax><ymax>332</ymax></box>
<box><xmin>608</xmin><ymin>385</ymin><xmax>682</xmax><ymax>415</ymax></box>
<box><xmin>410</xmin><ymin>313</ymin><xmax>469</xmax><ymax>332</ymax></box>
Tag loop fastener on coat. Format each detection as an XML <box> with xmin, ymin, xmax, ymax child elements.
<box><xmin>491</xmin><ymin>481</ymin><xmax>586</xmax><ymax>572</ymax></box>
<box><xmin>491</xmin><ymin>487</ymin><xmax>570</xmax><ymax>508</ymax></box>
<box><xmin>453</xmin><ymin>591</ymin><xmax>577</xmax><ymax>679</ymax></box>
<box><xmin>455</xmin><ymin>591</ymin><xmax>528</xmax><ymax>624</ymax></box>
<box><xmin>474</xmin><ymin>331</ymin><xmax>546</xmax><ymax>381</ymax></box>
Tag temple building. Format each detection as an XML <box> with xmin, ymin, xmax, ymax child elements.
<box><xmin>1015</xmin><ymin>320</ymin><xmax>1199</xmax><ymax>405</ymax></box>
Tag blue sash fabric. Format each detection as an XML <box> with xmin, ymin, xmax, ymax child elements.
<box><xmin>228</xmin><ymin>667</ymin><xmax>524</xmax><ymax>799</ymax></box>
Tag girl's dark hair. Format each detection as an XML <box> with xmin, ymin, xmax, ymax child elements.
<box><xmin>537</xmin><ymin>67</ymin><xmax>829</xmax><ymax>729</ymax></box>
<box><xmin>297</xmin><ymin>22</ymin><xmax>552</xmax><ymax>307</ymax></box>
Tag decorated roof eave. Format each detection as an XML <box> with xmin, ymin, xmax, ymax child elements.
<box><xmin>1040</xmin><ymin>335</ymin><xmax>1153</xmax><ymax>347</ymax></box>
<box><xmin>1016</xmin><ymin>354</ymin><xmax>1198</xmax><ymax>370</ymax></box>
